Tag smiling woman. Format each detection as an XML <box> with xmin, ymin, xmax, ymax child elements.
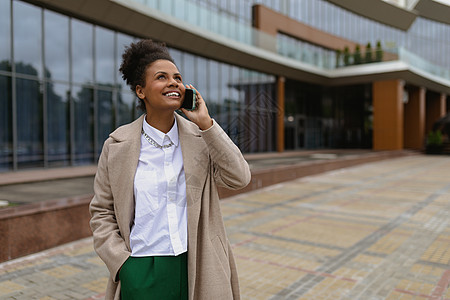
<box><xmin>89</xmin><ymin>39</ymin><xmax>251</xmax><ymax>300</ymax></box>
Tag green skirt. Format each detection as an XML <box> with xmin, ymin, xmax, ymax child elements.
<box><xmin>119</xmin><ymin>252</ymin><xmax>188</xmax><ymax>300</ymax></box>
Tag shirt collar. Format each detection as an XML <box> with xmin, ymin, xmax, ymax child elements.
<box><xmin>143</xmin><ymin>115</ymin><xmax>179</xmax><ymax>147</ymax></box>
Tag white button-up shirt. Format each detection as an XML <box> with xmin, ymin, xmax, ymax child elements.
<box><xmin>130</xmin><ymin>117</ymin><xmax>187</xmax><ymax>257</ymax></box>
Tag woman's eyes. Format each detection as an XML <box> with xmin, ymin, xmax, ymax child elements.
<box><xmin>156</xmin><ymin>75</ymin><xmax>182</xmax><ymax>81</ymax></box>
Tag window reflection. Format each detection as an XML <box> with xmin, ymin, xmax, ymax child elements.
<box><xmin>208</xmin><ymin>60</ymin><xmax>219</xmax><ymax>117</ymax></box>
<box><xmin>0</xmin><ymin>0</ymin><xmax>11</xmax><ymax>72</ymax></box>
<box><xmin>169</xmin><ymin>48</ymin><xmax>183</xmax><ymax>75</ymax></box>
<box><xmin>47</xmin><ymin>82</ymin><xmax>70</xmax><ymax>166</ymax></box>
<box><xmin>96</xmin><ymin>88</ymin><xmax>113</xmax><ymax>156</ymax></box>
<box><xmin>182</xmin><ymin>52</ymin><xmax>195</xmax><ymax>85</ymax></box>
<box><xmin>17</xmin><ymin>78</ymin><xmax>44</xmax><ymax>168</ymax></box>
<box><xmin>44</xmin><ymin>10</ymin><xmax>69</xmax><ymax>81</ymax></box>
<box><xmin>95</xmin><ymin>27</ymin><xmax>115</xmax><ymax>84</ymax></box>
<box><xmin>228</xmin><ymin>66</ymin><xmax>242</xmax><ymax>146</ymax></box>
<box><xmin>195</xmin><ymin>56</ymin><xmax>208</xmax><ymax>112</ymax></box>
<box><xmin>117</xmin><ymin>91</ymin><xmax>137</xmax><ymax>126</ymax></box>
<box><xmin>72</xmin><ymin>19</ymin><xmax>93</xmax><ymax>84</ymax></box>
<box><xmin>116</xmin><ymin>33</ymin><xmax>135</xmax><ymax>90</ymax></box>
<box><xmin>73</xmin><ymin>85</ymin><xmax>94</xmax><ymax>164</ymax></box>
<box><xmin>218</xmin><ymin>63</ymin><xmax>230</xmax><ymax>127</ymax></box>
<box><xmin>14</xmin><ymin>1</ymin><xmax>42</xmax><ymax>78</ymax></box>
<box><xmin>0</xmin><ymin>75</ymin><xmax>12</xmax><ymax>170</ymax></box>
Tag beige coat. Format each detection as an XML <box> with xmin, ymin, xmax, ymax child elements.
<box><xmin>89</xmin><ymin>113</ymin><xmax>251</xmax><ymax>300</ymax></box>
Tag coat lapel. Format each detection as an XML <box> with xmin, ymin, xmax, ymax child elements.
<box><xmin>108</xmin><ymin>115</ymin><xmax>144</xmax><ymax>249</ymax></box>
<box><xmin>176</xmin><ymin>113</ymin><xmax>209</xmax><ymax>205</ymax></box>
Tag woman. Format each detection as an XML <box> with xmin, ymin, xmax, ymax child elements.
<box><xmin>89</xmin><ymin>39</ymin><xmax>251</xmax><ymax>300</ymax></box>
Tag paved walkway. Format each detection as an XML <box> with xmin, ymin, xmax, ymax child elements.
<box><xmin>1</xmin><ymin>155</ymin><xmax>450</xmax><ymax>299</ymax></box>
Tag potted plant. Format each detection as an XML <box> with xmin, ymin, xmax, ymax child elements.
<box><xmin>365</xmin><ymin>42</ymin><xmax>372</xmax><ymax>63</ymax></box>
<box><xmin>335</xmin><ymin>49</ymin><xmax>341</xmax><ymax>68</ymax></box>
<box><xmin>375</xmin><ymin>41</ymin><xmax>383</xmax><ymax>62</ymax></box>
<box><xmin>343</xmin><ymin>46</ymin><xmax>351</xmax><ymax>66</ymax></box>
<box><xmin>426</xmin><ymin>130</ymin><xmax>444</xmax><ymax>154</ymax></box>
<box><xmin>353</xmin><ymin>44</ymin><xmax>362</xmax><ymax>64</ymax></box>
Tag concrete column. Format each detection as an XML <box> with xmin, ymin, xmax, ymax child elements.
<box><xmin>373</xmin><ymin>80</ymin><xmax>404</xmax><ymax>150</ymax></box>
<box><xmin>277</xmin><ymin>76</ymin><xmax>285</xmax><ymax>152</ymax></box>
<box><xmin>426</xmin><ymin>92</ymin><xmax>447</xmax><ymax>134</ymax></box>
<box><xmin>404</xmin><ymin>87</ymin><xmax>425</xmax><ymax>149</ymax></box>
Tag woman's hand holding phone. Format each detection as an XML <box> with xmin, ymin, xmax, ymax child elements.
<box><xmin>181</xmin><ymin>84</ymin><xmax>213</xmax><ymax>131</ymax></box>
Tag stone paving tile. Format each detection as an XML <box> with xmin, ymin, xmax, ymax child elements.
<box><xmin>0</xmin><ymin>155</ymin><xmax>449</xmax><ymax>299</ymax></box>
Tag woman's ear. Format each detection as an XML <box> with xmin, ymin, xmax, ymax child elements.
<box><xmin>136</xmin><ymin>85</ymin><xmax>145</xmax><ymax>100</ymax></box>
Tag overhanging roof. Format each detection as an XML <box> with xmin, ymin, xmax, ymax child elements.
<box><xmin>325</xmin><ymin>0</ymin><xmax>418</xmax><ymax>30</ymax></box>
<box><xmin>414</xmin><ymin>0</ymin><xmax>450</xmax><ymax>25</ymax></box>
<box><xmin>325</xmin><ymin>0</ymin><xmax>450</xmax><ymax>28</ymax></box>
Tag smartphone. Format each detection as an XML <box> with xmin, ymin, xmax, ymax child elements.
<box><xmin>181</xmin><ymin>88</ymin><xmax>197</xmax><ymax>111</ymax></box>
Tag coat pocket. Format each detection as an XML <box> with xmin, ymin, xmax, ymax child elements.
<box><xmin>211</xmin><ymin>235</ymin><xmax>231</xmax><ymax>280</ymax></box>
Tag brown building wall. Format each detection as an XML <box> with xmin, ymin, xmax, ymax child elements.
<box><xmin>373</xmin><ymin>80</ymin><xmax>404</xmax><ymax>150</ymax></box>
<box><xmin>253</xmin><ymin>4</ymin><xmax>357</xmax><ymax>51</ymax></box>
<box><xmin>404</xmin><ymin>87</ymin><xmax>426</xmax><ymax>149</ymax></box>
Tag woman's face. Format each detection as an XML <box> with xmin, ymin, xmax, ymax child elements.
<box><xmin>136</xmin><ymin>59</ymin><xmax>185</xmax><ymax>113</ymax></box>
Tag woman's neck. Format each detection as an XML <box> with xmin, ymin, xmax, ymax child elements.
<box><xmin>145</xmin><ymin>112</ymin><xmax>175</xmax><ymax>134</ymax></box>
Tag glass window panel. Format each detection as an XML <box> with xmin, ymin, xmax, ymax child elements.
<box><xmin>73</xmin><ymin>84</ymin><xmax>94</xmax><ymax>164</ymax></box>
<box><xmin>219</xmin><ymin>12</ymin><xmax>229</xmax><ymax>38</ymax></box>
<box><xmin>219</xmin><ymin>63</ymin><xmax>230</xmax><ymax>126</ymax></box>
<box><xmin>227</xmin><ymin>66</ymin><xmax>241</xmax><ymax>146</ymax></box>
<box><xmin>208</xmin><ymin>60</ymin><xmax>219</xmax><ymax>117</ymax></box>
<box><xmin>97</xmin><ymin>88</ymin><xmax>113</xmax><ymax>156</ymax></box>
<box><xmin>182</xmin><ymin>52</ymin><xmax>195</xmax><ymax>85</ymax></box>
<box><xmin>117</xmin><ymin>91</ymin><xmax>137</xmax><ymax>126</ymax></box>
<box><xmin>186</xmin><ymin>1</ymin><xmax>198</xmax><ymax>26</ymax></box>
<box><xmin>44</xmin><ymin>10</ymin><xmax>69</xmax><ymax>81</ymax></box>
<box><xmin>145</xmin><ymin>0</ymin><xmax>158</xmax><ymax>9</ymax></box>
<box><xmin>173</xmin><ymin>0</ymin><xmax>186</xmax><ymax>21</ymax></box>
<box><xmin>0</xmin><ymin>75</ymin><xmax>12</xmax><ymax>171</ymax></box>
<box><xmin>72</xmin><ymin>19</ymin><xmax>93</xmax><ymax>84</ymax></box>
<box><xmin>13</xmin><ymin>1</ymin><xmax>42</xmax><ymax>77</ymax></box>
<box><xmin>47</xmin><ymin>82</ymin><xmax>70</xmax><ymax>166</ymax></box>
<box><xmin>0</xmin><ymin>0</ymin><xmax>11</xmax><ymax>72</ymax></box>
<box><xmin>198</xmin><ymin>4</ymin><xmax>209</xmax><ymax>29</ymax></box>
<box><xmin>195</xmin><ymin>56</ymin><xmax>208</xmax><ymax>104</ymax></box>
<box><xmin>16</xmin><ymin>78</ymin><xmax>43</xmax><ymax>168</ymax></box>
<box><xmin>159</xmin><ymin>0</ymin><xmax>173</xmax><ymax>15</ymax></box>
<box><xmin>169</xmin><ymin>47</ymin><xmax>183</xmax><ymax>79</ymax></box>
<box><xmin>116</xmin><ymin>33</ymin><xmax>135</xmax><ymax>91</ymax></box>
<box><xmin>247</xmin><ymin>71</ymin><xmax>259</xmax><ymax>152</ymax></box>
<box><xmin>210</xmin><ymin>8</ymin><xmax>220</xmax><ymax>35</ymax></box>
<box><xmin>95</xmin><ymin>27</ymin><xmax>115</xmax><ymax>85</ymax></box>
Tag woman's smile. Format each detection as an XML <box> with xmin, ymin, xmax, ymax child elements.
<box><xmin>163</xmin><ymin>91</ymin><xmax>181</xmax><ymax>99</ymax></box>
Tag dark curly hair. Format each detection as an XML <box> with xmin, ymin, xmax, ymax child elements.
<box><xmin>119</xmin><ymin>39</ymin><xmax>175</xmax><ymax>111</ymax></box>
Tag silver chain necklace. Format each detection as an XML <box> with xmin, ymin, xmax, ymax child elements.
<box><xmin>141</xmin><ymin>129</ymin><xmax>174</xmax><ymax>149</ymax></box>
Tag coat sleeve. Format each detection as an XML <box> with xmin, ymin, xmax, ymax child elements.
<box><xmin>89</xmin><ymin>138</ymin><xmax>130</xmax><ymax>282</ymax></box>
<box><xmin>200</xmin><ymin>120</ymin><xmax>251</xmax><ymax>190</ymax></box>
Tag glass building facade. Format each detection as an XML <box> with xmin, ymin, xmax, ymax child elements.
<box><xmin>0</xmin><ymin>0</ymin><xmax>278</xmax><ymax>172</ymax></box>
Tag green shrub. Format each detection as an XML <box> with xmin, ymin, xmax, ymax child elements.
<box><xmin>427</xmin><ymin>130</ymin><xmax>443</xmax><ymax>146</ymax></box>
